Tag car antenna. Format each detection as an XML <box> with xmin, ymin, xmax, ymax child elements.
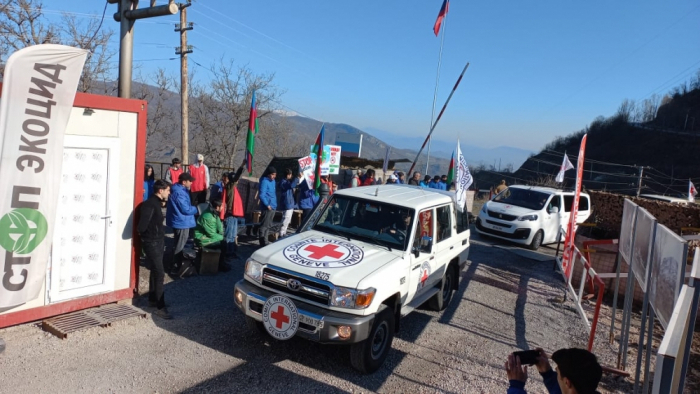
<box><xmin>375</xmin><ymin>187</ymin><xmax>379</xmax><ymax>196</ymax></box>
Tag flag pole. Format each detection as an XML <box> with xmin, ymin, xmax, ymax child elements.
<box><xmin>425</xmin><ymin>9</ymin><xmax>449</xmax><ymax>176</ymax></box>
<box><xmin>408</xmin><ymin>61</ymin><xmax>470</xmax><ymax>178</ymax></box>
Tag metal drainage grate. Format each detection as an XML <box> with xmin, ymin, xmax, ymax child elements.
<box><xmin>42</xmin><ymin>304</ymin><xmax>146</xmax><ymax>339</ymax></box>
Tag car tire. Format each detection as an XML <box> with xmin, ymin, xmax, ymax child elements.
<box><xmin>350</xmin><ymin>305</ymin><xmax>395</xmax><ymax>374</ymax></box>
<box><xmin>528</xmin><ymin>230</ymin><xmax>543</xmax><ymax>250</ymax></box>
<box><xmin>429</xmin><ymin>265</ymin><xmax>456</xmax><ymax>311</ymax></box>
<box><xmin>245</xmin><ymin>316</ymin><xmax>268</xmax><ymax>336</ymax></box>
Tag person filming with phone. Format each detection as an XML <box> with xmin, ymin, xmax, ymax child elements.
<box><xmin>505</xmin><ymin>348</ymin><xmax>602</xmax><ymax>394</ymax></box>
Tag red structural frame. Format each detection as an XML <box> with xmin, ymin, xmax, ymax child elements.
<box><xmin>0</xmin><ymin>88</ymin><xmax>147</xmax><ymax>329</ymax></box>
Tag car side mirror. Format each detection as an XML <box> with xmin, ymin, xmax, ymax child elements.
<box><xmin>412</xmin><ymin>247</ymin><xmax>420</xmax><ymax>258</ymax></box>
<box><xmin>548</xmin><ymin>206</ymin><xmax>559</xmax><ymax>214</ymax></box>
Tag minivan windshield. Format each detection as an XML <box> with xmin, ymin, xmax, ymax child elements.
<box><xmin>311</xmin><ymin>195</ymin><xmax>415</xmax><ymax>251</ymax></box>
<box><xmin>493</xmin><ymin>187</ymin><xmax>550</xmax><ymax>211</ymax></box>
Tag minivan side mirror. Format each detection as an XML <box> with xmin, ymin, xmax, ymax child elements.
<box><xmin>548</xmin><ymin>206</ymin><xmax>559</xmax><ymax>214</ymax></box>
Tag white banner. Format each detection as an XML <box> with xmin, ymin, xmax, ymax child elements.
<box><xmin>309</xmin><ymin>144</ymin><xmax>341</xmax><ymax>175</ymax></box>
<box><xmin>298</xmin><ymin>156</ymin><xmax>315</xmax><ymax>188</ymax></box>
<box><xmin>0</xmin><ymin>45</ymin><xmax>88</xmax><ymax>308</ymax></box>
<box><xmin>454</xmin><ymin>140</ymin><xmax>473</xmax><ymax>212</ymax></box>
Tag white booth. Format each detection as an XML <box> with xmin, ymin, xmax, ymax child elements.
<box><xmin>0</xmin><ymin>91</ymin><xmax>146</xmax><ymax>328</ymax></box>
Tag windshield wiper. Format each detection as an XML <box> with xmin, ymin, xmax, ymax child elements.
<box><xmin>315</xmin><ymin>224</ymin><xmax>351</xmax><ymax>241</ymax></box>
<box><xmin>357</xmin><ymin>234</ymin><xmax>392</xmax><ymax>252</ymax></box>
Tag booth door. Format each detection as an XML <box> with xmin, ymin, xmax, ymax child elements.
<box><xmin>48</xmin><ymin>135</ymin><xmax>120</xmax><ymax>304</ymax></box>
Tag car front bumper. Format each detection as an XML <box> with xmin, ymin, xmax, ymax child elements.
<box><xmin>234</xmin><ymin>279</ymin><xmax>375</xmax><ymax>344</ymax></box>
<box><xmin>475</xmin><ymin>217</ymin><xmax>533</xmax><ymax>244</ymax></box>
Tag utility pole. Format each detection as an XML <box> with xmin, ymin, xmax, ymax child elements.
<box><xmin>175</xmin><ymin>1</ymin><xmax>193</xmax><ymax>164</ymax></box>
<box><xmin>110</xmin><ymin>0</ymin><xmax>178</xmax><ymax>98</ymax></box>
<box><xmin>636</xmin><ymin>166</ymin><xmax>644</xmax><ymax>197</ymax></box>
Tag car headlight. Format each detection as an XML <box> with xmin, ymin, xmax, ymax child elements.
<box><xmin>481</xmin><ymin>204</ymin><xmax>488</xmax><ymax>214</ymax></box>
<box><xmin>244</xmin><ymin>259</ymin><xmax>264</xmax><ymax>283</ymax></box>
<box><xmin>518</xmin><ymin>214</ymin><xmax>538</xmax><ymax>221</ymax></box>
<box><xmin>330</xmin><ymin>286</ymin><xmax>376</xmax><ymax>309</ymax></box>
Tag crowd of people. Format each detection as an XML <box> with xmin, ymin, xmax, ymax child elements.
<box><xmin>138</xmin><ymin>157</ymin><xmax>473</xmax><ymax>319</ymax></box>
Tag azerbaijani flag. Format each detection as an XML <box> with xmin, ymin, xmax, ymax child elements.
<box><xmin>312</xmin><ymin>125</ymin><xmax>325</xmax><ymax>195</ymax></box>
<box><xmin>446</xmin><ymin>150</ymin><xmax>455</xmax><ymax>185</ymax></box>
<box><xmin>245</xmin><ymin>90</ymin><xmax>257</xmax><ymax>175</ymax></box>
<box><xmin>433</xmin><ymin>0</ymin><xmax>449</xmax><ymax>36</ymax></box>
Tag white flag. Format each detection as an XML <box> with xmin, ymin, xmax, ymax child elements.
<box><xmin>0</xmin><ymin>45</ymin><xmax>88</xmax><ymax>308</ymax></box>
<box><xmin>555</xmin><ymin>153</ymin><xmax>575</xmax><ymax>183</ymax></box>
<box><xmin>382</xmin><ymin>146</ymin><xmax>391</xmax><ymax>174</ymax></box>
<box><xmin>454</xmin><ymin>140</ymin><xmax>473</xmax><ymax>211</ymax></box>
<box><xmin>690</xmin><ymin>180</ymin><xmax>698</xmax><ymax>203</ymax></box>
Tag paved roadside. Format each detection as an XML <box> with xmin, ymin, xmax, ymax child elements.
<box><xmin>0</xmin><ymin>231</ymin><xmax>627</xmax><ymax>393</ymax></box>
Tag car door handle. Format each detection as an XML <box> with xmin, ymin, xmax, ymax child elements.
<box><xmin>450</xmin><ymin>246</ymin><xmax>454</xmax><ymax>250</ymax></box>
<box><xmin>430</xmin><ymin>256</ymin><xmax>434</xmax><ymax>260</ymax></box>
<box><xmin>462</xmin><ymin>239</ymin><xmax>467</xmax><ymax>245</ymax></box>
<box><xmin>101</xmin><ymin>216</ymin><xmax>111</xmax><ymax>219</ymax></box>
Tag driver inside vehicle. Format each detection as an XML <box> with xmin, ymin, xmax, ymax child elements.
<box><xmin>380</xmin><ymin>212</ymin><xmax>412</xmax><ymax>239</ymax></box>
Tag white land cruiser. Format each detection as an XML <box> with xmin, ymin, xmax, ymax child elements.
<box><xmin>475</xmin><ymin>185</ymin><xmax>591</xmax><ymax>250</ymax></box>
<box><xmin>234</xmin><ymin>185</ymin><xmax>470</xmax><ymax>373</ymax></box>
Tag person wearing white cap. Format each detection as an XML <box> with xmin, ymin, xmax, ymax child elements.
<box><xmin>385</xmin><ymin>174</ymin><xmax>397</xmax><ymax>184</ymax></box>
<box><xmin>189</xmin><ymin>153</ymin><xmax>210</xmax><ymax>205</ymax></box>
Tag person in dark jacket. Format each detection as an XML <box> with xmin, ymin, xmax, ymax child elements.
<box><xmin>505</xmin><ymin>348</ymin><xmax>602</xmax><ymax>394</ymax></box>
<box><xmin>408</xmin><ymin>171</ymin><xmax>421</xmax><ymax>186</ymax></box>
<box><xmin>166</xmin><ymin>173</ymin><xmax>198</xmax><ymax>274</ymax></box>
<box><xmin>258</xmin><ymin>166</ymin><xmax>278</xmax><ymax>246</ymax></box>
<box><xmin>209</xmin><ymin>172</ymin><xmax>228</xmax><ymax>203</ymax></box>
<box><xmin>279</xmin><ymin>169</ymin><xmax>301</xmax><ymax>237</ymax></box>
<box><xmin>138</xmin><ymin>180</ymin><xmax>172</xmax><ymax>319</ymax></box>
<box><xmin>143</xmin><ymin>165</ymin><xmax>155</xmax><ymax>202</ymax></box>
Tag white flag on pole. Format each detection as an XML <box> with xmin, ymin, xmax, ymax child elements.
<box><xmin>690</xmin><ymin>180</ymin><xmax>698</xmax><ymax>203</ymax></box>
<box><xmin>555</xmin><ymin>153</ymin><xmax>575</xmax><ymax>183</ymax></box>
<box><xmin>0</xmin><ymin>45</ymin><xmax>88</xmax><ymax>308</ymax></box>
<box><xmin>382</xmin><ymin>146</ymin><xmax>391</xmax><ymax>174</ymax></box>
<box><xmin>455</xmin><ymin>140</ymin><xmax>473</xmax><ymax>211</ymax></box>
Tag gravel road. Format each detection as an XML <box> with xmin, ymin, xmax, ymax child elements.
<box><xmin>0</xmin><ymin>229</ymin><xmax>627</xmax><ymax>393</ymax></box>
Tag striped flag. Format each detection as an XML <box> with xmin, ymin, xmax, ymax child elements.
<box><xmin>446</xmin><ymin>150</ymin><xmax>455</xmax><ymax>185</ymax></box>
<box><xmin>312</xmin><ymin>125</ymin><xmax>325</xmax><ymax>195</ymax></box>
<box><xmin>245</xmin><ymin>90</ymin><xmax>257</xmax><ymax>175</ymax></box>
<box><xmin>382</xmin><ymin>146</ymin><xmax>391</xmax><ymax>174</ymax></box>
<box><xmin>433</xmin><ymin>0</ymin><xmax>449</xmax><ymax>36</ymax></box>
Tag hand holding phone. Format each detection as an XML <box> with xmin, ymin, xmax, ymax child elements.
<box><xmin>512</xmin><ymin>350</ymin><xmax>540</xmax><ymax>366</ymax></box>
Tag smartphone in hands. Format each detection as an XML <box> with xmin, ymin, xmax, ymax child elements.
<box><xmin>512</xmin><ymin>350</ymin><xmax>540</xmax><ymax>366</ymax></box>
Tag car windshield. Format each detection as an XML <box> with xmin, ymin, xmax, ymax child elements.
<box><xmin>311</xmin><ymin>195</ymin><xmax>415</xmax><ymax>251</ymax></box>
<box><xmin>493</xmin><ymin>187</ymin><xmax>550</xmax><ymax>210</ymax></box>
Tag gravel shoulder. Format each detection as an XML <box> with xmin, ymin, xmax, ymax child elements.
<box><xmin>0</xmin><ymin>229</ymin><xmax>629</xmax><ymax>393</ymax></box>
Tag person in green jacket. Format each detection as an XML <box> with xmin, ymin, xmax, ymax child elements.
<box><xmin>194</xmin><ymin>199</ymin><xmax>231</xmax><ymax>272</ymax></box>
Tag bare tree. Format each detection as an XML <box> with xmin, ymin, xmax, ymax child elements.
<box><xmin>639</xmin><ymin>94</ymin><xmax>661</xmax><ymax>123</ymax></box>
<box><xmin>189</xmin><ymin>59</ymin><xmax>284</xmax><ymax>170</ymax></box>
<box><xmin>616</xmin><ymin>99</ymin><xmax>635</xmax><ymax>123</ymax></box>
<box><xmin>254</xmin><ymin>115</ymin><xmax>311</xmax><ymax>174</ymax></box>
<box><xmin>0</xmin><ymin>0</ymin><xmax>116</xmax><ymax>92</ymax></box>
<box><xmin>133</xmin><ymin>68</ymin><xmax>179</xmax><ymax>160</ymax></box>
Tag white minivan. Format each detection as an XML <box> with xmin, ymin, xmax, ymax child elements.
<box><xmin>475</xmin><ymin>185</ymin><xmax>592</xmax><ymax>250</ymax></box>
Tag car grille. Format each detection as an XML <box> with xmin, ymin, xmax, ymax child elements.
<box><xmin>487</xmin><ymin>209</ymin><xmax>517</xmax><ymax>221</ymax></box>
<box><xmin>262</xmin><ymin>267</ymin><xmax>331</xmax><ymax>305</ymax></box>
<box><xmin>486</xmin><ymin>220</ymin><xmax>512</xmax><ymax>228</ymax></box>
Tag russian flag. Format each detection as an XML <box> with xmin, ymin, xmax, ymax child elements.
<box><xmin>433</xmin><ymin>0</ymin><xmax>449</xmax><ymax>36</ymax></box>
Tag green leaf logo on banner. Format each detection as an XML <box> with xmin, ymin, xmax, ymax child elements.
<box><xmin>0</xmin><ymin>208</ymin><xmax>49</xmax><ymax>254</ymax></box>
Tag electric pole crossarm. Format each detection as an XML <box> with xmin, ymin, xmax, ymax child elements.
<box><xmin>114</xmin><ymin>3</ymin><xmax>178</xmax><ymax>21</ymax></box>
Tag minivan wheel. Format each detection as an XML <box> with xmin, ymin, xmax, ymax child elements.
<box><xmin>528</xmin><ymin>230</ymin><xmax>543</xmax><ymax>250</ymax></box>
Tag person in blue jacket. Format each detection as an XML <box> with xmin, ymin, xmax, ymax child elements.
<box><xmin>438</xmin><ymin>175</ymin><xmax>448</xmax><ymax>191</ymax></box>
<box><xmin>297</xmin><ymin>177</ymin><xmax>319</xmax><ymax>230</ymax></box>
<box><xmin>166</xmin><ymin>173</ymin><xmax>198</xmax><ymax>273</ymax></box>
<box><xmin>258</xmin><ymin>166</ymin><xmax>278</xmax><ymax>246</ymax></box>
<box><xmin>279</xmin><ymin>168</ymin><xmax>301</xmax><ymax>237</ymax></box>
<box><xmin>428</xmin><ymin>175</ymin><xmax>441</xmax><ymax>189</ymax></box>
<box><xmin>143</xmin><ymin>164</ymin><xmax>155</xmax><ymax>202</ymax></box>
<box><xmin>420</xmin><ymin>175</ymin><xmax>431</xmax><ymax>188</ymax></box>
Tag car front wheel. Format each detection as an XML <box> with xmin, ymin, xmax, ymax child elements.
<box><xmin>528</xmin><ymin>230</ymin><xmax>543</xmax><ymax>250</ymax></box>
<box><xmin>350</xmin><ymin>305</ymin><xmax>395</xmax><ymax>374</ymax></box>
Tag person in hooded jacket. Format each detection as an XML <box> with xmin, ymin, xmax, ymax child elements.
<box><xmin>258</xmin><ymin>166</ymin><xmax>278</xmax><ymax>246</ymax></box>
<box><xmin>143</xmin><ymin>164</ymin><xmax>155</xmax><ymax>202</ymax></box>
<box><xmin>279</xmin><ymin>168</ymin><xmax>301</xmax><ymax>237</ymax></box>
<box><xmin>166</xmin><ymin>173</ymin><xmax>198</xmax><ymax>274</ymax></box>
